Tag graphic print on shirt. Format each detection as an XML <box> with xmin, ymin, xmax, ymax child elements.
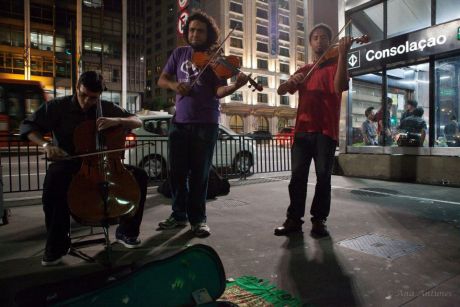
<box><xmin>179</xmin><ymin>60</ymin><xmax>201</xmax><ymax>85</ymax></box>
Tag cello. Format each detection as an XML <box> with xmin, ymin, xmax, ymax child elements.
<box><xmin>67</xmin><ymin>99</ymin><xmax>140</xmax><ymax>227</ymax></box>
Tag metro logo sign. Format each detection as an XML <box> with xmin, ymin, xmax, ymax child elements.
<box><xmin>177</xmin><ymin>10</ymin><xmax>189</xmax><ymax>35</ymax></box>
<box><xmin>178</xmin><ymin>0</ymin><xmax>189</xmax><ymax>10</ymax></box>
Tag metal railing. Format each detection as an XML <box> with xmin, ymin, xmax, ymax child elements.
<box><xmin>1</xmin><ymin>135</ymin><xmax>293</xmax><ymax>193</ymax></box>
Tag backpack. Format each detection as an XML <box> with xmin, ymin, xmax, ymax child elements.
<box><xmin>158</xmin><ymin>166</ymin><xmax>230</xmax><ymax>199</ymax></box>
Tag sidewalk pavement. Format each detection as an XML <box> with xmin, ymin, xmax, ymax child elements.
<box><xmin>1</xmin><ymin>172</ymin><xmax>460</xmax><ymax>306</ymax></box>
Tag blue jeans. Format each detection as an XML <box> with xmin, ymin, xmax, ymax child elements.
<box><xmin>168</xmin><ymin>122</ymin><xmax>218</xmax><ymax>225</ymax></box>
<box><xmin>286</xmin><ymin>132</ymin><xmax>337</xmax><ymax>222</ymax></box>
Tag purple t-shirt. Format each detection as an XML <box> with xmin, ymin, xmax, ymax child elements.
<box><xmin>163</xmin><ymin>46</ymin><xmax>227</xmax><ymax>124</ymax></box>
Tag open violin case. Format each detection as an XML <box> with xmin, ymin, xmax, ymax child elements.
<box><xmin>16</xmin><ymin>244</ymin><xmax>234</xmax><ymax>306</ymax></box>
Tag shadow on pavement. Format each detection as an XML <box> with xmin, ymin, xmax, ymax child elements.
<box><xmin>278</xmin><ymin>233</ymin><xmax>360</xmax><ymax>306</ymax></box>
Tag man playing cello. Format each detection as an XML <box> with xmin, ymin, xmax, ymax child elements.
<box><xmin>20</xmin><ymin>71</ymin><xmax>148</xmax><ymax>266</ymax></box>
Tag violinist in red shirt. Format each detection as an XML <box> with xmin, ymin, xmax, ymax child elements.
<box><xmin>274</xmin><ymin>23</ymin><xmax>352</xmax><ymax>238</ymax></box>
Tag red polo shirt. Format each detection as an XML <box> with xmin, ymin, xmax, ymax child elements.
<box><xmin>293</xmin><ymin>61</ymin><xmax>347</xmax><ymax>142</ymax></box>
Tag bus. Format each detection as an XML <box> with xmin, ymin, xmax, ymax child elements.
<box><xmin>0</xmin><ymin>79</ymin><xmax>47</xmax><ymax>142</ymax></box>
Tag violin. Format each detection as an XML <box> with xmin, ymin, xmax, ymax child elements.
<box><xmin>293</xmin><ymin>34</ymin><xmax>369</xmax><ymax>85</ymax></box>
<box><xmin>317</xmin><ymin>34</ymin><xmax>369</xmax><ymax>66</ymax></box>
<box><xmin>67</xmin><ymin>102</ymin><xmax>140</xmax><ymax>227</ymax></box>
<box><xmin>191</xmin><ymin>51</ymin><xmax>263</xmax><ymax>92</ymax></box>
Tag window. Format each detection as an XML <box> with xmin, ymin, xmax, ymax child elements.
<box><xmin>279</xmin><ymin>15</ymin><xmax>289</xmax><ymax>26</ymax></box>
<box><xmin>279</xmin><ymin>0</ymin><xmax>289</xmax><ymax>10</ymax></box>
<box><xmin>435</xmin><ymin>55</ymin><xmax>460</xmax><ymax>147</ymax></box>
<box><xmin>257</xmin><ymin>59</ymin><xmax>268</xmax><ymax>70</ymax></box>
<box><xmin>350</xmin><ymin>64</ymin><xmax>430</xmax><ymax>147</ymax></box>
<box><xmin>387</xmin><ymin>0</ymin><xmax>430</xmax><ymax>38</ymax></box>
<box><xmin>279</xmin><ymin>47</ymin><xmax>289</xmax><ymax>57</ymax></box>
<box><xmin>436</xmin><ymin>0</ymin><xmax>460</xmax><ymax>24</ymax></box>
<box><xmin>229</xmin><ymin>115</ymin><xmax>244</xmax><ymax>134</ymax></box>
<box><xmin>296</xmin><ymin>6</ymin><xmax>304</xmax><ymax>16</ymax></box>
<box><xmin>258</xmin><ymin>93</ymin><xmax>268</xmax><ymax>103</ymax></box>
<box><xmin>279</xmin><ymin>31</ymin><xmax>289</xmax><ymax>41</ymax></box>
<box><xmin>230</xmin><ymin>2</ymin><xmax>243</xmax><ymax>13</ymax></box>
<box><xmin>256</xmin><ymin>8</ymin><xmax>268</xmax><ymax>19</ymax></box>
<box><xmin>280</xmin><ymin>96</ymin><xmax>289</xmax><ymax>105</ymax></box>
<box><xmin>349</xmin><ymin>3</ymin><xmax>383</xmax><ymax>46</ymax></box>
<box><xmin>30</xmin><ymin>31</ymin><xmax>54</xmax><ymax>51</ymax></box>
<box><xmin>230</xmin><ymin>19</ymin><xmax>243</xmax><ymax>31</ymax></box>
<box><xmin>257</xmin><ymin>76</ymin><xmax>268</xmax><ymax>87</ymax></box>
<box><xmin>297</xmin><ymin>52</ymin><xmax>305</xmax><ymax>62</ymax></box>
<box><xmin>230</xmin><ymin>37</ymin><xmax>243</xmax><ymax>48</ymax></box>
<box><xmin>256</xmin><ymin>25</ymin><xmax>268</xmax><ymax>36</ymax></box>
<box><xmin>257</xmin><ymin>116</ymin><xmax>269</xmax><ymax>130</ymax></box>
<box><xmin>297</xmin><ymin>37</ymin><xmax>305</xmax><ymax>46</ymax></box>
<box><xmin>257</xmin><ymin>42</ymin><xmax>268</xmax><ymax>53</ymax></box>
<box><xmin>230</xmin><ymin>91</ymin><xmax>243</xmax><ymax>101</ymax></box>
<box><xmin>297</xmin><ymin>22</ymin><xmax>304</xmax><ymax>31</ymax></box>
<box><xmin>280</xmin><ymin>63</ymin><xmax>290</xmax><ymax>74</ymax></box>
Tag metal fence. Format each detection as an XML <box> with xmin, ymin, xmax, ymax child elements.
<box><xmin>1</xmin><ymin>135</ymin><xmax>293</xmax><ymax>193</ymax></box>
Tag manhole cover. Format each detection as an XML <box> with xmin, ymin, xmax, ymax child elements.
<box><xmin>337</xmin><ymin>233</ymin><xmax>424</xmax><ymax>260</ymax></box>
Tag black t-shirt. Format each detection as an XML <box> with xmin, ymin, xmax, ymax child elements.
<box><xmin>20</xmin><ymin>95</ymin><xmax>134</xmax><ymax>155</ymax></box>
<box><xmin>399</xmin><ymin>115</ymin><xmax>427</xmax><ymax>134</ymax></box>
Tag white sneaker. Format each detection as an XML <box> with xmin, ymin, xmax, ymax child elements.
<box><xmin>191</xmin><ymin>223</ymin><xmax>211</xmax><ymax>237</ymax></box>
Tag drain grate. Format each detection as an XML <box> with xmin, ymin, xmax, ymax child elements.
<box><xmin>337</xmin><ymin>233</ymin><xmax>424</xmax><ymax>260</ymax></box>
<box><xmin>212</xmin><ymin>198</ymin><xmax>250</xmax><ymax>207</ymax></box>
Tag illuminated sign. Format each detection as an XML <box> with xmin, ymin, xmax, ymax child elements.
<box><xmin>177</xmin><ymin>10</ymin><xmax>189</xmax><ymax>35</ymax></box>
<box><xmin>348</xmin><ymin>19</ymin><xmax>460</xmax><ymax>75</ymax></box>
<box><xmin>178</xmin><ymin>0</ymin><xmax>189</xmax><ymax>10</ymax></box>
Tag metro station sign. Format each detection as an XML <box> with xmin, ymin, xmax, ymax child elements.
<box><xmin>178</xmin><ymin>0</ymin><xmax>189</xmax><ymax>10</ymax></box>
<box><xmin>177</xmin><ymin>10</ymin><xmax>189</xmax><ymax>35</ymax></box>
<box><xmin>348</xmin><ymin>19</ymin><xmax>460</xmax><ymax>75</ymax></box>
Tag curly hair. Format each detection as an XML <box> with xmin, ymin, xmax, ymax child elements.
<box><xmin>182</xmin><ymin>10</ymin><xmax>220</xmax><ymax>51</ymax></box>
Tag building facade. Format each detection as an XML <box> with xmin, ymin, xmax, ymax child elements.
<box><xmin>0</xmin><ymin>0</ymin><xmax>145</xmax><ymax>112</ymax></box>
<box><xmin>337</xmin><ymin>0</ymin><xmax>460</xmax><ymax>186</ymax></box>
<box><xmin>203</xmin><ymin>0</ymin><xmax>308</xmax><ymax>135</ymax></box>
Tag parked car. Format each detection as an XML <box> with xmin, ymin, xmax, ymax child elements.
<box><xmin>246</xmin><ymin>130</ymin><xmax>272</xmax><ymax>141</ymax></box>
<box><xmin>124</xmin><ymin>114</ymin><xmax>256</xmax><ymax>179</ymax></box>
<box><xmin>275</xmin><ymin>127</ymin><xmax>295</xmax><ymax>146</ymax></box>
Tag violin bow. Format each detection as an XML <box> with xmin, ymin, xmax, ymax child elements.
<box><xmin>43</xmin><ymin>143</ymin><xmax>150</xmax><ymax>161</ymax></box>
<box><xmin>299</xmin><ymin>19</ymin><xmax>352</xmax><ymax>84</ymax></box>
<box><xmin>189</xmin><ymin>25</ymin><xmax>237</xmax><ymax>88</ymax></box>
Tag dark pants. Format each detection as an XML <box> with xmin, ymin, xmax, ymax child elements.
<box><xmin>42</xmin><ymin>160</ymin><xmax>148</xmax><ymax>255</ymax></box>
<box><xmin>168</xmin><ymin>122</ymin><xmax>218</xmax><ymax>225</ymax></box>
<box><xmin>286</xmin><ymin>132</ymin><xmax>337</xmax><ymax>223</ymax></box>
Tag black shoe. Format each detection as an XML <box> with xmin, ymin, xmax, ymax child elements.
<box><xmin>310</xmin><ymin>220</ymin><xmax>330</xmax><ymax>238</ymax></box>
<box><xmin>41</xmin><ymin>248</ymin><xmax>69</xmax><ymax>267</ymax></box>
<box><xmin>116</xmin><ymin>228</ymin><xmax>141</xmax><ymax>249</ymax></box>
<box><xmin>274</xmin><ymin>218</ymin><xmax>303</xmax><ymax>236</ymax></box>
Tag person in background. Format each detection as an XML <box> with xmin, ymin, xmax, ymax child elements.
<box><xmin>444</xmin><ymin>115</ymin><xmax>459</xmax><ymax>146</ymax></box>
<box><xmin>400</xmin><ymin>99</ymin><xmax>418</xmax><ymax>121</ymax></box>
<box><xmin>374</xmin><ymin>97</ymin><xmax>393</xmax><ymax>145</ymax></box>
<box><xmin>362</xmin><ymin>106</ymin><xmax>378</xmax><ymax>145</ymax></box>
<box><xmin>397</xmin><ymin>106</ymin><xmax>427</xmax><ymax>146</ymax></box>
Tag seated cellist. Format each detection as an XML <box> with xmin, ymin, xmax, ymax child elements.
<box><xmin>20</xmin><ymin>71</ymin><xmax>148</xmax><ymax>267</ymax></box>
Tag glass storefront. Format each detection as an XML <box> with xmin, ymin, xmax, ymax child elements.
<box><xmin>345</xmin><ymin>0</ymin><xmax>460</xmax><ymax>153</ymax></box>
<box><xmin>435</xmin><ymin>55</ymin><xmax>460</xmax><ymax>147</ymax></box>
